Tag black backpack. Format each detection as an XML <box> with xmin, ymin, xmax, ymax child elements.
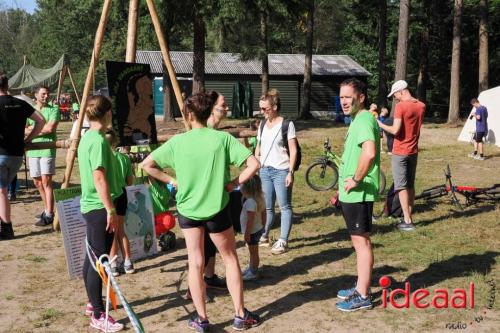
<box><xmin>259</xmin><ymin>119</ymin><xmax>302</xmax><ymax>171</ymax></box>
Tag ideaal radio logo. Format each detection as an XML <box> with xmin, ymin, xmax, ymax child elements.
<box><xmin>378</xmin><ymin>276</ymin><xmax>496</xmax><ymax>330</ymax></box>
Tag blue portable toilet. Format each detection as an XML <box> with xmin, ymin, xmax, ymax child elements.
<box><xmin>153</xmin><ymin>78</ymin><xmax>164</xmax><ymax>117</ymax></box>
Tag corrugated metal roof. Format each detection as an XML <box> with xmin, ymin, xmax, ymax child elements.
<box><xmin>136</xmin><ymin>51</ymin><xmax>370</xmax><ymax>77</ymax></box>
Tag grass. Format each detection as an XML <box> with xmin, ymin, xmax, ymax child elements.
<box><xmin>11</xmin><ymin>119</ymin><xmax>497</xmax><ymax>332</ymax></box>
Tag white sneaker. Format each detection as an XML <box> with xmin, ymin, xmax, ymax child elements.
<box><xmin>474</xmin><ymin>155</ymin><xmax>485</xmax><ymax>160</ymax></box>
<box><xmin>242</xmin><ymin>269</ymin><xmax>258</xmax><ymax>281</ymax></box>
<box><xmin>271</xmin><ymin>239</ymin><xmax>287</xmax><ymax>255</ymax></box>
<box><xmin>258</xmin><ymin>235</ymin><xmax>270</xmax><ymax>247</ymax></box>
<box><xmin>468</xmin><ymin>153</ymin><xmax>477</xmax><ymax>158</ymax></box>
<box><xmin>90</xmin><ymin>313</ymin><xmax>124</xmax><ymax>332</ymax></box>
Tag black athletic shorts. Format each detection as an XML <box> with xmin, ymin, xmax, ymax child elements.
<box><xmin>113</xmin><ymin>188</ymin><xmax>128</xmax><ymax>216</ymax></box>
<box><xmin>474</xmin><ymin>132</ymin><xmax>485</xmax><ymax>143</ymax></box>
<box><xmin>178</xmin><ymin>203</ymin><xmax>232</xmax><ymax>234</ymax></box>
<box><xmin>340</xmin><ymin>201</ymin><xmax>373</xmax><ymax>235</ymax></box>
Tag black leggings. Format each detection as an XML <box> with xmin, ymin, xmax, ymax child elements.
<box><xmin>82</xmin><ymin>208</ymin><xmax>114</xmax><ymax>318</ymax></box>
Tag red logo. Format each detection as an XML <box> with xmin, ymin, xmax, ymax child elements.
<box><xmin>379</xmin><ymin>276</ymin><xmax>474</xmax><ymax>309</ymax></box>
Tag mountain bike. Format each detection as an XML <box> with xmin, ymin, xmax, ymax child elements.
<box><xmin>305</xmin><ymin>138</ymin><xmax>386</xmax><ymax>194</ymax></box>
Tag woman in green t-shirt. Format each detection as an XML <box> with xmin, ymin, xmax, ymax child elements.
<box><xmin>77</xmin><ymin>95</ymin><xmax>124</xmax><ymax>332</ymax></box>
<box><xmin>141</xmin><ymin>93</ymin><xmax>261</xmax><ymax>331</ymax></box>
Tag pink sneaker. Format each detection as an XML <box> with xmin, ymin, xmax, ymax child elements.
<box><xmin>85</xmin><ymin>302</ymin><xmax>94</xmax><ymax>316</ymax></box>
<box><xmin>90</xmin><ymin>313</ymin><xmax>124</xmax><ymax>332</ymax></box>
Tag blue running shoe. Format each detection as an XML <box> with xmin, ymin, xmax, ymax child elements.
<box><xmin>336</xmin><ymin>290</ymin><xmax>373</xmax><ymax>312</ymax></box>
<box><xmin>188</xmin><ymin>315</ymin><xmax>209</xmax><ymax>332</ymax></box>
<box><xmin>233</xmin><ymin>308</ymin><xmax>261</xmax><ymax>330</ymax></box>
<box><xmin>337</xmin><ymin>285</ymin><xmax>356</xmax><ymax>300</ymax></box>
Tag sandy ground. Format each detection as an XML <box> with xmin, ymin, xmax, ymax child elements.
<box><xmin>0</xmin><ymin>120</ymin><xmax>498</xmax><ymax>333</ymax></box>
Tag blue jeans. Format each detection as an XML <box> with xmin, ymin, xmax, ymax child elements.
<box><xmin>0</xmin><ymin>155</ymin><xmax>23</xmax><ymax>189</ymax></box>
<box><xmin>260</xmin><ymin>167</ymin><xmax>293</xmax><ymax>242</ymax></box>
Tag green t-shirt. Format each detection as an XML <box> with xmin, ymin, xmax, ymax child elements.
<box><xmin>248</xmin><ymin>136</ymin><xmax>257</xmax><ymax>152</ymax></box>
<box><xmin>27</xmin><ymin>104</ymin><xmax>61</xmax><ymax>157</ymax></box>
<box><xmin>114</xmin><ymin>151</ymin><xmax>132</xmax><ymax>188</ymax></box>
<box><xmin>78</xmin><ymin>129</ymin><xmax>122</xmax><ymax>213</ymax></box>
<box><xmin>151</xmin><ymin>127</ymin><xmax>251</xmax><ymax>220</ymax></box>
<box><xmin>339</xmin><ymin>111</ymin><xmax>380</xmax><ymax>203</ymax></box>
<box><xmin>72</xmin><ymin>102</ymin><xmax>79</xmax><ymax>112</ymax></box>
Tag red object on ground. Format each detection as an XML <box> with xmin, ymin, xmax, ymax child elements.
<box><xmin>155</xmin><ymin>212</ymin><xmax>176</xmax><ymax>236</ymax></box>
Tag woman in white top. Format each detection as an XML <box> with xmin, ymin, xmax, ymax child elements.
<box><xmin>255</xmin><ymin>89</ymin><xmax>298</xmax><ymax>254</ymax></box>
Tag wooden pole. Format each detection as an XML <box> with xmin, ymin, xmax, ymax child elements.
<box><xmin>67</xmin><ymin>67</ymin><xmax>81</xmax><ymax>104</ymax></box>
<box><xmin>56</xmin><ymin>65</ymin><xmax>67</xmax><ymax>103</ymax></box>
<box><xmin>145</xmin><ymin>0</ymin><xmax>190</xmax><ymax>130</ymax></box>
<box><xmin>61</xmin><ymin>0</ymin><xmax>112</xmax><ymax>189</ymax></box>
<box><xmin>125</xmin><ymin>0</ymin><xmax>139</xmax><ymax>62</ymax></box>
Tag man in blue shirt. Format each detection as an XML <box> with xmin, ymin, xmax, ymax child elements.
<box><xmin>469</xmin><ymin>98</ymin><xmax>488</xmax><ymax>160</ymax></box>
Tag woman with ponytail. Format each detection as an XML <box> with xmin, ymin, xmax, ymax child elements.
<box><xmin>78</xmin><ymin>95</ymin><xmax>124</xmax><ymax>332</ymax></box>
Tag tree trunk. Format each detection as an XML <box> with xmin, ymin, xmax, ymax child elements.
<box><xmin>163</xmin><ymin>71</ymin><xmax>175</xmax><ymax>123</ymax></box>
<box><xmin>260</xmin><ymin>9</ymin><xmax>269</xmax><ymax>95</ymax></box>
<box><xmin>392</xmin><ymin>0</ymin><xmax>410</xmax><ymax>115</ymax></box>
<box><xmin>376</xmin><ymin>0</ymin><xmax>388</xmax><ymax>107</ymax></box>
<box><xmin>192</xmin><ymin>7</ymin><xmax>205</xmax><ymax>94</ymax></box>
<box><xmin>478</xmin><ymin>0</ymin><xmax>488</xmax><ymax>93</ymax></box>
<box><xmin>300</xmin><ymin>0</ymin><xmax>314</xmax><ymax>119</ymax></box>
<box><xmin>417</xmin><ymin>0</ymin><xmax>430</xmax><ymax>103</ymax></box>
<box><xmin>125</xmin><ymin>0</ymin><xmax>138</xmax><ymax>62</ymax></box>
<box><xmin>448</xmin><ymin>0</ymin><xmax>462</xmax><ymax>124</ymax></box>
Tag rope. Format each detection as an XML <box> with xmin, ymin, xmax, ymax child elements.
<box><xmin>85</xmin><ymin>239</ymin><xmax>145</xmax><ymax>333</ymax></box>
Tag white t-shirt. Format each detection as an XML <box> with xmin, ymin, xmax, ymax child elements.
<box><xmin>240</xmin><ymin>198</ymin><xmax>263</xmax><ymax>234</ymax></box>
<box><xmin>258</xmin><ymin>120</ymin><xmax>296</xmax><ymax>169</ymax></box>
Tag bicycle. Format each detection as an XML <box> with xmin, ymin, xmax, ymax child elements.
<box><xmin>381</xmin><ymin>164</ymin><xmax>500</xmax><ymax>217</ymax></box>
<box><xmin>305</xmin><ymin>138</ymin><xmax>386</xmax><ymax>194</ymax></box>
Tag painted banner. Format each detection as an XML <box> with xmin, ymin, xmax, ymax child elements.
<box><xmin>55</xmin><ymin>184</ymin><xmax>157</xmax><ymax>279</ymax></box>
<box><xmin>106</xmin><ymin>61</ymin><xmax>158</xmax><ymax>147</ymax></box>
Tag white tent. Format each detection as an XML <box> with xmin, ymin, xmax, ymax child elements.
<box><xmin>458</xmin><ymin>85</ymin><xmax>500</xmax><ymax>147</ymax></box>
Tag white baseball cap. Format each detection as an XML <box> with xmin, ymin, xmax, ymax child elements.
<box><xmin>387</xmin><ymin>80</ymin><xmax>408</xmax><ymax>98</ymax></box>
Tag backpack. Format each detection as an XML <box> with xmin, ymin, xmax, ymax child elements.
<box><xmin>259</xmin><ymin>119</ymin><xmax>302</xmax><ymax>171</ymax></box>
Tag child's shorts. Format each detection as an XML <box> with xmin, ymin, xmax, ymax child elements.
<box><xmin>247</xmin><ymin>228</ymin><xmax>264</xmax><ymax>246</ymax></box>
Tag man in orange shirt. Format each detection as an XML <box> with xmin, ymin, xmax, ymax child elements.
<box><xmin>378</xmin><ymin>80</ymin><xmax>425</xmax><ymax>231</ymax></box>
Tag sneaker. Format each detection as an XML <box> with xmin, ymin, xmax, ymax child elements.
<box><xmin>336</xmin><ymin>290</ymin><xmax>373</xmax><ymax>312</ymax></box>
<box><xmin>204</xmin><ymin>274</ymin><xmax>227</xmax><ymax>290</ymax></box>
<box><xmin>242</xmin><ymin>269</ymin><xmax>258</xmax><ymax>281</ymax></box>
<box><xmin>233</xmin><ymin>308</ymin><xmax>261</xmax><ymax>330</ymax></box>
<box><xmin>468</xmin><ymin>153</ymin><xmax>477</xmax><ymax>158</ymax></box>
<box><xmin>7</xmin><ymin>192</ymin><xmax>16</xmax><ymax>201</ymax></box>
<box><xmin>270</xmin><ymin>239</ymin><xmax>287</xmax><ymax>255</ymax></box>
<box><xmin>258</xmin><ymin>235</ymin><xmax>270</xmax><ymax>247</ymax></box>
<box><xmin>0</xmin><ymin>222</ymin><xmax>14</xmax><ymax>240</ymax></box>
<box><xmin>90</xmin><ymin>313</ymin><xmax>124</xmax><ymax>332</ymax></box>
<box><xmin>474</xmin><ymin>155</ymin><xmax>485</xmax><ymax>161</ymax></box>
<box><xmin>110</xmin><ymin>265</ymin><xmax>120</xmax><ymax>277</ymax></box>
<box><xmin>187</xmin><ymin>315</ymin><xmax>209</xmax><ymax>333</ymax></box>
<box><xmin>337</xmin><ymin>285</ymin><xmax>357</xmax><ymax>300</ymax></box>
<box><xmin>396</xmin><ymin>221</ymin><xmax>416</xmax><ymax>231</ymax></box>
<box><xmin>35</xmin><ymin>213</ymin><xmax>53</xmax><ymax>227</ymax></box>
<box><xmin>124</xmin><ymin>262</ymin><xmax>135</xmax><ymax>274</ymax></box>
<box><xmin>85</xmin><ymin>302</ymin><xmax>94</xmax><ymax>316</ymax></box>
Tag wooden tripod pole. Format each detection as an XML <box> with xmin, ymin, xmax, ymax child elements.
<box><xmin>125</xmin><ymin>0</ymin><xmax>138</xmax><ymax>62</ymax></box>
<box><xmin>67</xmin><ymin>67</ymin><xmax>81</xmax><ymax>104</ymax></box>
<box><xmin>61</xmin><ymin>0</ymin><xmax>112</xmax><ymax>189</ymax></box>
<box><xmin>56</xmin><ymin>65</ymin><xmax>67</xmax><ymax>102</ymax></box>
<box><xmin>145</xmin><ymin>0</ymin><xmax>190</xmax><ymax>130</ymax></box>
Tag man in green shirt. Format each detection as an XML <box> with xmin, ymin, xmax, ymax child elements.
<box><xmin>335</xmin><ymin>78</ymin><xmax>380</xmax><ymax>312</ymax></box>
<box><xmin>26</xmin><ymin>86</ymin><xmax>61</xmax><ymax>227</ymax></box>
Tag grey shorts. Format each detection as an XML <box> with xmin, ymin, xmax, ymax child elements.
<box><xmin>0</xmin><ymin>155</ymin><xmax>23</xmax><ymax>188</ymax></box>
<box><xmin>392</xmin><ymin>153</ymin><xmax>418</xmax><ymax>190</ymax></box>
<box><xmin>29</xmin><ymin>157</ymin><xmax>56</xmax><ymax>178</ymax></box>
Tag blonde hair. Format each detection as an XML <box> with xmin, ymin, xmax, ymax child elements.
<box><xmin>260</xmin><ymin>88</ymin><xmax>281</xmax><ymax>111</ymax></box>
<box><xmin>240</xmin><ymin>175</ymin><xmax>265</xmax><ymax>214</ymax></box>
<box><xmin>86</xmin><ymin>95</ymin><xmax>112</xmax><ymax>121</ymax></box>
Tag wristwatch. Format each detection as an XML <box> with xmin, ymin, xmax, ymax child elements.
<box><xmin>106</xmin><ymin>207</ymin><xmax>117</xmax><ymax>215</ymax></box>
<box><xmin>352</xmin><ymin>177</ymin><xmax>360</xmax><ymax>184</ymax></box>
<box><xmin>288</xmin><ymin>170</ymin><xmax>295</xmax><ymax>176</ymax></box>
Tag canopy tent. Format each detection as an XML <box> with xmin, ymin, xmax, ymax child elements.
<box><xmin>458</xmin><ymin>86</ymin><xmax>500</xmax><ymax>147</ymax></box>
<box><xmin>9</xmin><ymin>54</ymin><xmax>69</xmax><ymax>91</ymax></box>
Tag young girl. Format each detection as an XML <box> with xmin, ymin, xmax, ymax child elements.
<box><xmin>240</xmin><ymin>175</ymin><xmax>266</xmax><ymax>281</ymax></box>
<box><xmin>105</xmin><ymin>130</ymin><xmax>135</xmax><ymax>276</ymax></box>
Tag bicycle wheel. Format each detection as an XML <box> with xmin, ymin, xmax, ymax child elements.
<box><xmin>305</xmin><ymin>161</ymin><xmax>339</xmax><ymax>191</ymax></box>
<box><xmin>379</xmin><ymin>170</ymin><xmax>387</xmax><ymax>195</ymax></box>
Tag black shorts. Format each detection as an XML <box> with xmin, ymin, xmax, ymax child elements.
<box><xmin>113</xmin><ymin>188</ymin><xmax>128</xmax><ymax>216</ymax></box>
<box><xmin>178</xmin><ymin>203</ymin><xmax>232</xmax><ymax>234</ymax></box>
<box><xmin>340</xmin><ymin>201</ymin><xmax>373</xmax><ymax>235</ymax></box>
<box><xmin>474</xmin><ymin>132</ymin><xmax>485</xmax><ymax>143</ymax></box>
